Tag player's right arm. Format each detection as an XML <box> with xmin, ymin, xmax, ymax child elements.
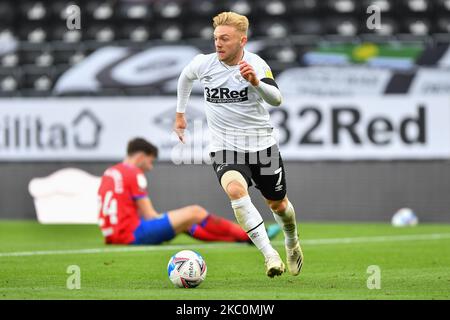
<box><xmin>174</xmin><ymin>112</ymin><xmax>187</xmax><ymax>143</ymax></box>
<box><xmin>136</xmin><ymin>197</ymin><xmax>159</xmax><ymax>220</ymax></box>
<box><xmin>174</xmin><ymin>54</ymin><xmax>204</xmax><ymax>143</ymax></box>
<box><xmin>130</xmin><ymin>171</ymin><xmax>159</xmax><ymax>220</ymax></box>
<box><xmin>240</xmin><ymin>59</ymin><xmax>282</xmax><ymax>107</ymax></box>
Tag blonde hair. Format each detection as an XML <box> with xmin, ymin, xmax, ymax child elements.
<box><xmin>212</xmin><ymin>12</ymin><xmax>249</xmax><ymax>35</ymax></box>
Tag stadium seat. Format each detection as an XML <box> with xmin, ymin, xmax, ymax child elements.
<box><xmin>327</xmin><ymin>0</ymin><xmax>358</xmax><ymax>13</ymax></box>
<box><xmin>154</xmin><ymin>22</ymin><xmax>183</xmax><ymax>42</ymax></box>
<box><xmin>20</xmin><ymin>1</ymin><xmax>48</xmax><ymax>22</ymax></box>
<box><xmin>405</xmin><ymin>18</ymin><xmax>431</xmax><ymax>35</ymax></box>
<box><xmin>22</xmin><ymin>65</ymin><xmax>54</xmax><ymax>91</ymax></box>
<box><xmin>0</xmin><ymin>27</ymin><xmax>15</xmax><ymax>40</ymax></box>
<box><xmin>153</xmin><ymin>0</ymin><xmax>183</xmax><ymax>19</ymax></box>
<box><xmin>254</xmin><ymin>19</ymin><xmax>290</xmax><ymax>38</ymax></box>
<box><xmin>402</xmin><ymin>0</ymin><xmax>431</xmax><ymax>12</ymax></box>
<box><xmin>0</xmin><ymin>73</ymin><xmax>20</xmax><ymax>93</ymax></box>
<box><xmin>1</xmin><ymin>52</ymin><xmax>19</xmax><ymax>68</ymax></box>
<box><xmin>120</xmin><ymin>24</ymin><xmax>151</xmax><ymax>42</ymax></box>
<box><xmin>261</xmin><ymin>45</ymin><xmax>298</xmax><ymax>64</ymax></box>
<box><xmin>327</xmin><ymin>16</ymin><xmax>359</xmax><ymax>36</ymax></box>
<box><xmin>255</xmin><ymin>0</ymin><xmax>288</xmax><ymax>16</ymax></box>
<box><xmin>68</xmin><ymin>51</ymin><xmax>86</xmax><ymax>65</ymax></box>
<box><xmin>117</xmin><ymin>2</ymin><xmax>153</xmax><ymax>21</ymax></box>
<box><xmin>223</xmin><ymin>0</ymin><xmax>253</xmax><ymax>16</ymax></box>
<box><xmin>19</xmin><ymin>23</ymin><xmax>48</xmax><ymax>43</ymax></box>
<box><xmin>85</xmin><ymin>1</ymin><xmax>115</xmax><ymax>21</ymax></box>
<box><xmin>86</xmin><ymin>24</ymin><xmax>115</xmax><ymax>42</ymax></box>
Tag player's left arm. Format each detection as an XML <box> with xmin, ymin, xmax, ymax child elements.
<box><xmin>239</xmin><ymin>60</ymin><xmax>282</xmax><ymax>107</ymax></box>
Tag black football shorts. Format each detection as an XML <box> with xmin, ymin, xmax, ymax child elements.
<box><xmin>210</xmin><ymin>144</ymin><xmax>287</xmax><ymax>201</ymax></box>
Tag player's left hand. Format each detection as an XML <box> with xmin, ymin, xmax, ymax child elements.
<box><xmin>239</xmin><ymin>61</ymin><xmax>259</xmax><ymax>86</ymax></box>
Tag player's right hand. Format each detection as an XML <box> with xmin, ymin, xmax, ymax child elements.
<box><xmin>174</xmin><ymin>113</ymin><xmax>187</xmax><ymax>143</ymax></box>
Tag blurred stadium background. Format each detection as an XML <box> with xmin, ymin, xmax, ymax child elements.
<box><xmin>1</xmin><ymin>0</ymin><xmax>450</xmax><ymax>224</ymax></box>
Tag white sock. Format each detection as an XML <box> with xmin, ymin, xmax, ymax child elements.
<box><xmin>272</xmin><ymin>201</ymin><xmax>299</xmax><ymax>249</ymax></box>
<box><xmin>231</xmin><ymin>195</ymin><xmax>277</xmax><ymax>258</ymax></box>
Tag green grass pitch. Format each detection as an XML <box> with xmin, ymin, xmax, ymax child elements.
<box><xmin>0</xmin><ymin>221</ymin><xmax>449</xmax><ymax>300</ymax></box>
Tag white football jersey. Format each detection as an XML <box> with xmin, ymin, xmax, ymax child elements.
<box><xmin>182</xmin><ymin>50</ymin><xmax>279</xmax><ymax>152</ymax></box>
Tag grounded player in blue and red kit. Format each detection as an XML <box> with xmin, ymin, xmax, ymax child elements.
<box><xmin>98</xmin><ymin>137</ymin><xmax>280</xmax><ymax>245</ymax></box>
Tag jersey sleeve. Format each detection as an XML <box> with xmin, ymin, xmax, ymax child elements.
<box><xmin>130</xmin><ymin>171</ymin><xmax>148</xmax><ymax>200</ymax></box>
<box><xmin>182</xmin><ymin>54</ymin><xmax>205</xmax><ymax>80</ymax></box>
<box><xmin>254</xmin><ymin>58</ymin><xmax>275</xmax><ymax>81</ymax></box>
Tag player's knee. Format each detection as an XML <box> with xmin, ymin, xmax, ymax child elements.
<box><xmin>226</xmin><ymin>181</ymin><xmax>247</xmax><ymax>200</ymax></box>
<box><xmin>268</xmin><ymin>198</ymin><xmax>288</xmax><ymax>214</ymax></box>
<box><xmin>221</xmin><ymin>171</ymin><xmax>248</xmax><ymax>200</ymax></box>
<box><xmin>189</xmin><ymin>205</ymin><xmax>208</xmax><ymax>220</ymax></box>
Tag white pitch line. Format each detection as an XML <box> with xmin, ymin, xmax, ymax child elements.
<box><xmin>301</xmin><ymin>233</ymin><xmax>450</xmax><ymax>245</ymax></box>
<box><xmin>1</xmin><ymin>233</ymin><xmax>450</xmax><ymax>258</ymax></box>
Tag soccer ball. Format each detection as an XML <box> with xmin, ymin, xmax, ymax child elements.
<box><xmin>167</xmin><ymin>250</ymin><xmax>207</xmax><ymax>288</ymax></box>
<box><xmin>391</xmin><ymin>208</ymin><xmax>419</xmax><ymax>227</ymax></box>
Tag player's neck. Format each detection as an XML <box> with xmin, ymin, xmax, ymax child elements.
<box><xmin>222</xmin><ymin>49</ymin><xmax>245</xmax><ymax>66</ymax></box>
<box><xmin>123</xmin><ymin>158</ymin><xmax>137</xmax><ymax>167</ymax></box>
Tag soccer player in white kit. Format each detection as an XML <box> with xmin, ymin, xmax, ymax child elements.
<box><xmin>174</xmin><ymin>12</ymin><xmax>303</xmax><ymax>278</ymax></box>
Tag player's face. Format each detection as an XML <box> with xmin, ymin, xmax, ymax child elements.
<box><xmin>214</xmin><ymin>25</ymin><xmax>246</xmax><ymax>64</ymax></box>
<box><xmin>137</xmin><ymin>154</ymin><xmax>155</xmax><ymax>172</ymax></box>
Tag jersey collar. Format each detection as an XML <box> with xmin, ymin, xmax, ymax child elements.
<box><xmin>218</xmin><ymin>50</ymin><xmax>246</xmax><ymax>70</ymax></box>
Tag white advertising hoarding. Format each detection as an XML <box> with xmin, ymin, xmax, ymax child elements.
<box><xmin>0</xmin><ymin>96</ymin><xmax>449</xmax><ymax>161</ymax></box>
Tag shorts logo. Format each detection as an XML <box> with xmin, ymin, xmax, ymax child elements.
<box><xmin>275</xmin><ymin>185</ymin><xmax>283</xmax><ymax>192</ymax></box>
<box><xmin>205</xmin><ymin>87</ymin><xmax>248</xmax><ymax>103</ymax></box>
<box><xmin>216</xmin><ymin>163</ymin><xmax>229</xmax><ymax>172</ymax></box>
